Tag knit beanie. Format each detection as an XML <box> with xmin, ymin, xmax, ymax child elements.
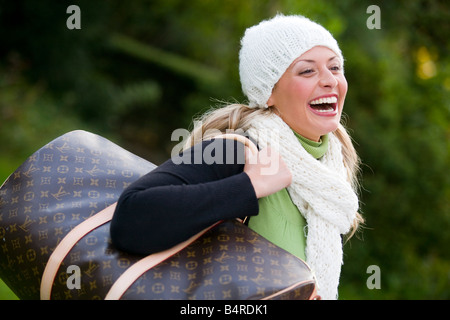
<box><xmin>239</xmin><ymin>14</ymin><xmax>344</xmax><ymax>108</ymax></box>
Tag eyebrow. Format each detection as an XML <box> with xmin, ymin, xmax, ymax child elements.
<box><xmin>295</xmin><ymin>56</ymin><xmax>339</xmax><ymax>63</ymax></box>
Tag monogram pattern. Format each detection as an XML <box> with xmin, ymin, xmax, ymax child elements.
<box><xmin>0</xmin><ymin>130</ymin><xmax>315</xmax><ymax>300</ymax></box>
<box><xmin>0</xmin><ymin>130</ymin><xmax>154</xmax><ymax>299</ymax></box>
<box><xmin>120</xmin><ymin>219</ymin><xmax>315</xmax><ymax>300</ymax></box>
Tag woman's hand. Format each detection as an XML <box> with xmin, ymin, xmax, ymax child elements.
<box><xmin>244</xmin><ymin>146</ymin><xmax>292</xmax><ymax>198</ymax></box>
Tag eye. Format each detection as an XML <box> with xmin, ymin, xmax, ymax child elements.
<box><xmin>299</xmin><ymin>69</ymin><xmax>314</xmax><ymax>75</ymax></box>
<box><xmin>330</xmin><ymin>65</ymin><xmax>342</xmax><ymax>72</ymax></box>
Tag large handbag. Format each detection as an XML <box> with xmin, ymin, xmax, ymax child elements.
<box><xmin>0</xmin><ymin>130</ymin><xmax>319</xmax><ymax>300</ymax></box>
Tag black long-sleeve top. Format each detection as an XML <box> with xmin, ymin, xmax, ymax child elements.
<box><xmin>110</xmin><ymin>138</ymin><xmax>259</xmax><ymax>255</ymax></box>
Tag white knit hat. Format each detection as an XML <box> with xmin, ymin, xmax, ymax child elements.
<box><xmin>239</xmin><ymin>14</ymin><xmax>344</xmax><ymax>108</ymax></box>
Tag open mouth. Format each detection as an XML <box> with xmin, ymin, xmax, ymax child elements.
<box><xmin>308</xmin><ymin>95</ymin><xmax>338</xmax><ymax>115</ymax></box>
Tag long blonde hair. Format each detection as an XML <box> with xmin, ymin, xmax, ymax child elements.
<box><xmin>184</xmin><ymin>103</ymin><xmax>363</xmax><ymax>238</ymax></box>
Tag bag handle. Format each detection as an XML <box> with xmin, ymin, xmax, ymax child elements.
<box><xmin>105</xmin><ymin>134</ymin><xmax>258</xmax><ymax>300</ymax></box>
<box><xmin>40</xmin><ymin>133</ymin><xmax>257</xmax><ymax>300</ymax></box>
<box><xmin>40</xmin><ymin>203</ymin><xmax>117</xmax><ymax>300</ymax></box>
<box><xmin>104</xmin><ymin>220</ymin><xmax>223</xmax><ymax>299</ymax></box>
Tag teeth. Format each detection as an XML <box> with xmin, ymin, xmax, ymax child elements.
<box><xmin>314</xmin><ymin>106</ymin><xmax>334</xmax><ymax>112</ymax></box>
<box><xmin>310</xmin><ymin>96</ymin><xmax>338</xmax><ymax>105</ymax></box>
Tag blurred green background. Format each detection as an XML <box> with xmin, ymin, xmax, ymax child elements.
<box><xmin>0</xmin><ymin>0</ymin><xmax>448</xmax><ymax>300</ymax></box>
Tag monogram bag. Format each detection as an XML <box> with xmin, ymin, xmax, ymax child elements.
<box><xmin>0</xmin><ymin>130</ymin><xmax>318</xmax><ymax>300</ymax></box>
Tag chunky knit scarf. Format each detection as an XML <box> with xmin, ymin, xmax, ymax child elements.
<box><xmin>246</xmin><ymin>113</ymin><xmax>359</xmax><ymax>300</ymax></box>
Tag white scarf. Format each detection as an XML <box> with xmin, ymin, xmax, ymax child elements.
<box><xmin>246</xmin><ymin>113</ymin><xmax>359</xmax><ymax>300</ymax></box>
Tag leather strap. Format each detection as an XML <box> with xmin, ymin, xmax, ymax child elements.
<box><xmin>40</xmin><ymin>133</ymin><xmax>258</xmax><ymax>300</ymax></box>
<box><xmin>105</xmin><ymin>134</ymin><xmax>258</xmax><ymax>300</ymax></box>
<box><xmin>40</xmin><ymin>202</ymin><xmax>117</xmax><ymax>300</ymax></box>
<box><xmin>104</xmin><ymin>220</ymin><xmax>223</xmax><ymax>300</ymax></box>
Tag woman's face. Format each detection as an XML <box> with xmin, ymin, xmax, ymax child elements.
<box><xmin>267</xmin><ymin>46</ymin><xmax>347</xmax><ymax>141</ymax></box>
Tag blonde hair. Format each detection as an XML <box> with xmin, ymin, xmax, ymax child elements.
<box><xmin>184</xmin><ymin>103</ymin><xmax>363</xmax><ymax>238</ymax></box>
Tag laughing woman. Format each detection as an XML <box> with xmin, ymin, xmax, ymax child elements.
<box><xmin>110</xmin><ymin>14</ymin><xmax>363</xmax><ymax>300</ymax></box>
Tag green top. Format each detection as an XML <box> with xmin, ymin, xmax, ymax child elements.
<box><xmin>248</xmin><ymin>133</ymin><xmax>329</xmax><ymax>260</ymax></box>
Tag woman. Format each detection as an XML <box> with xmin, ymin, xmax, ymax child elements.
<box><xmin>110</xmin><ymin>14</ymin><xmax>363</xmax><ymax>300</ymax></box>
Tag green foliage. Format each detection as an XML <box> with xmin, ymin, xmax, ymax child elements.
<box><xmin>108</xmin><ymin>33</ymin><xmax>224</xmax><ymax>86</ymax></box>
<box><xmin>0</xmin><ymin>0</ymin><xmax>449</xmax><ymax>300</ymax></box>
<box><xmin>0</xmin><ymin>61</ymin><xmax>88</xmax><ymax>169</ymax></box>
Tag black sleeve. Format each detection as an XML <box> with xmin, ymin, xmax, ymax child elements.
<box><xmin>110</xmin><ymin>138</ymin><xmax>259</xmax><ymax>255</ymax></box>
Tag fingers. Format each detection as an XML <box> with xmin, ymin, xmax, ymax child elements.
<box><xmin>243</xmin><ymin>146</ymin><xmax>292</xmax><ymax>199</ymax></box>
<box><xmin>246</xmin><ymin>147</ymin><xmax>279</xmax><ymax>176</ymax></box>
<box><xmin>260</xmin><ymin>147</ymin><xmax>280</xmax><ymax>176</ymax></box>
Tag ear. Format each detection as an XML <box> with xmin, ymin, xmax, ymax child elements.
<box><xmin>267</xmin><ymin>92</ymin><xmax>276</xmax><ymax>107</ymax></box>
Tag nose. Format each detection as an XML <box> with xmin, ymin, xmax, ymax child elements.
<box><xmin>319</xmin><ymin>69</ymin><xmax>338</xmax><ymax>88</ymax></box>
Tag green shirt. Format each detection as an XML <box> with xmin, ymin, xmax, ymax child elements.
<box><xmin>248</xmin><ymin>133</ymin><xmax>329</xmax><ymax>260</ymax></box>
